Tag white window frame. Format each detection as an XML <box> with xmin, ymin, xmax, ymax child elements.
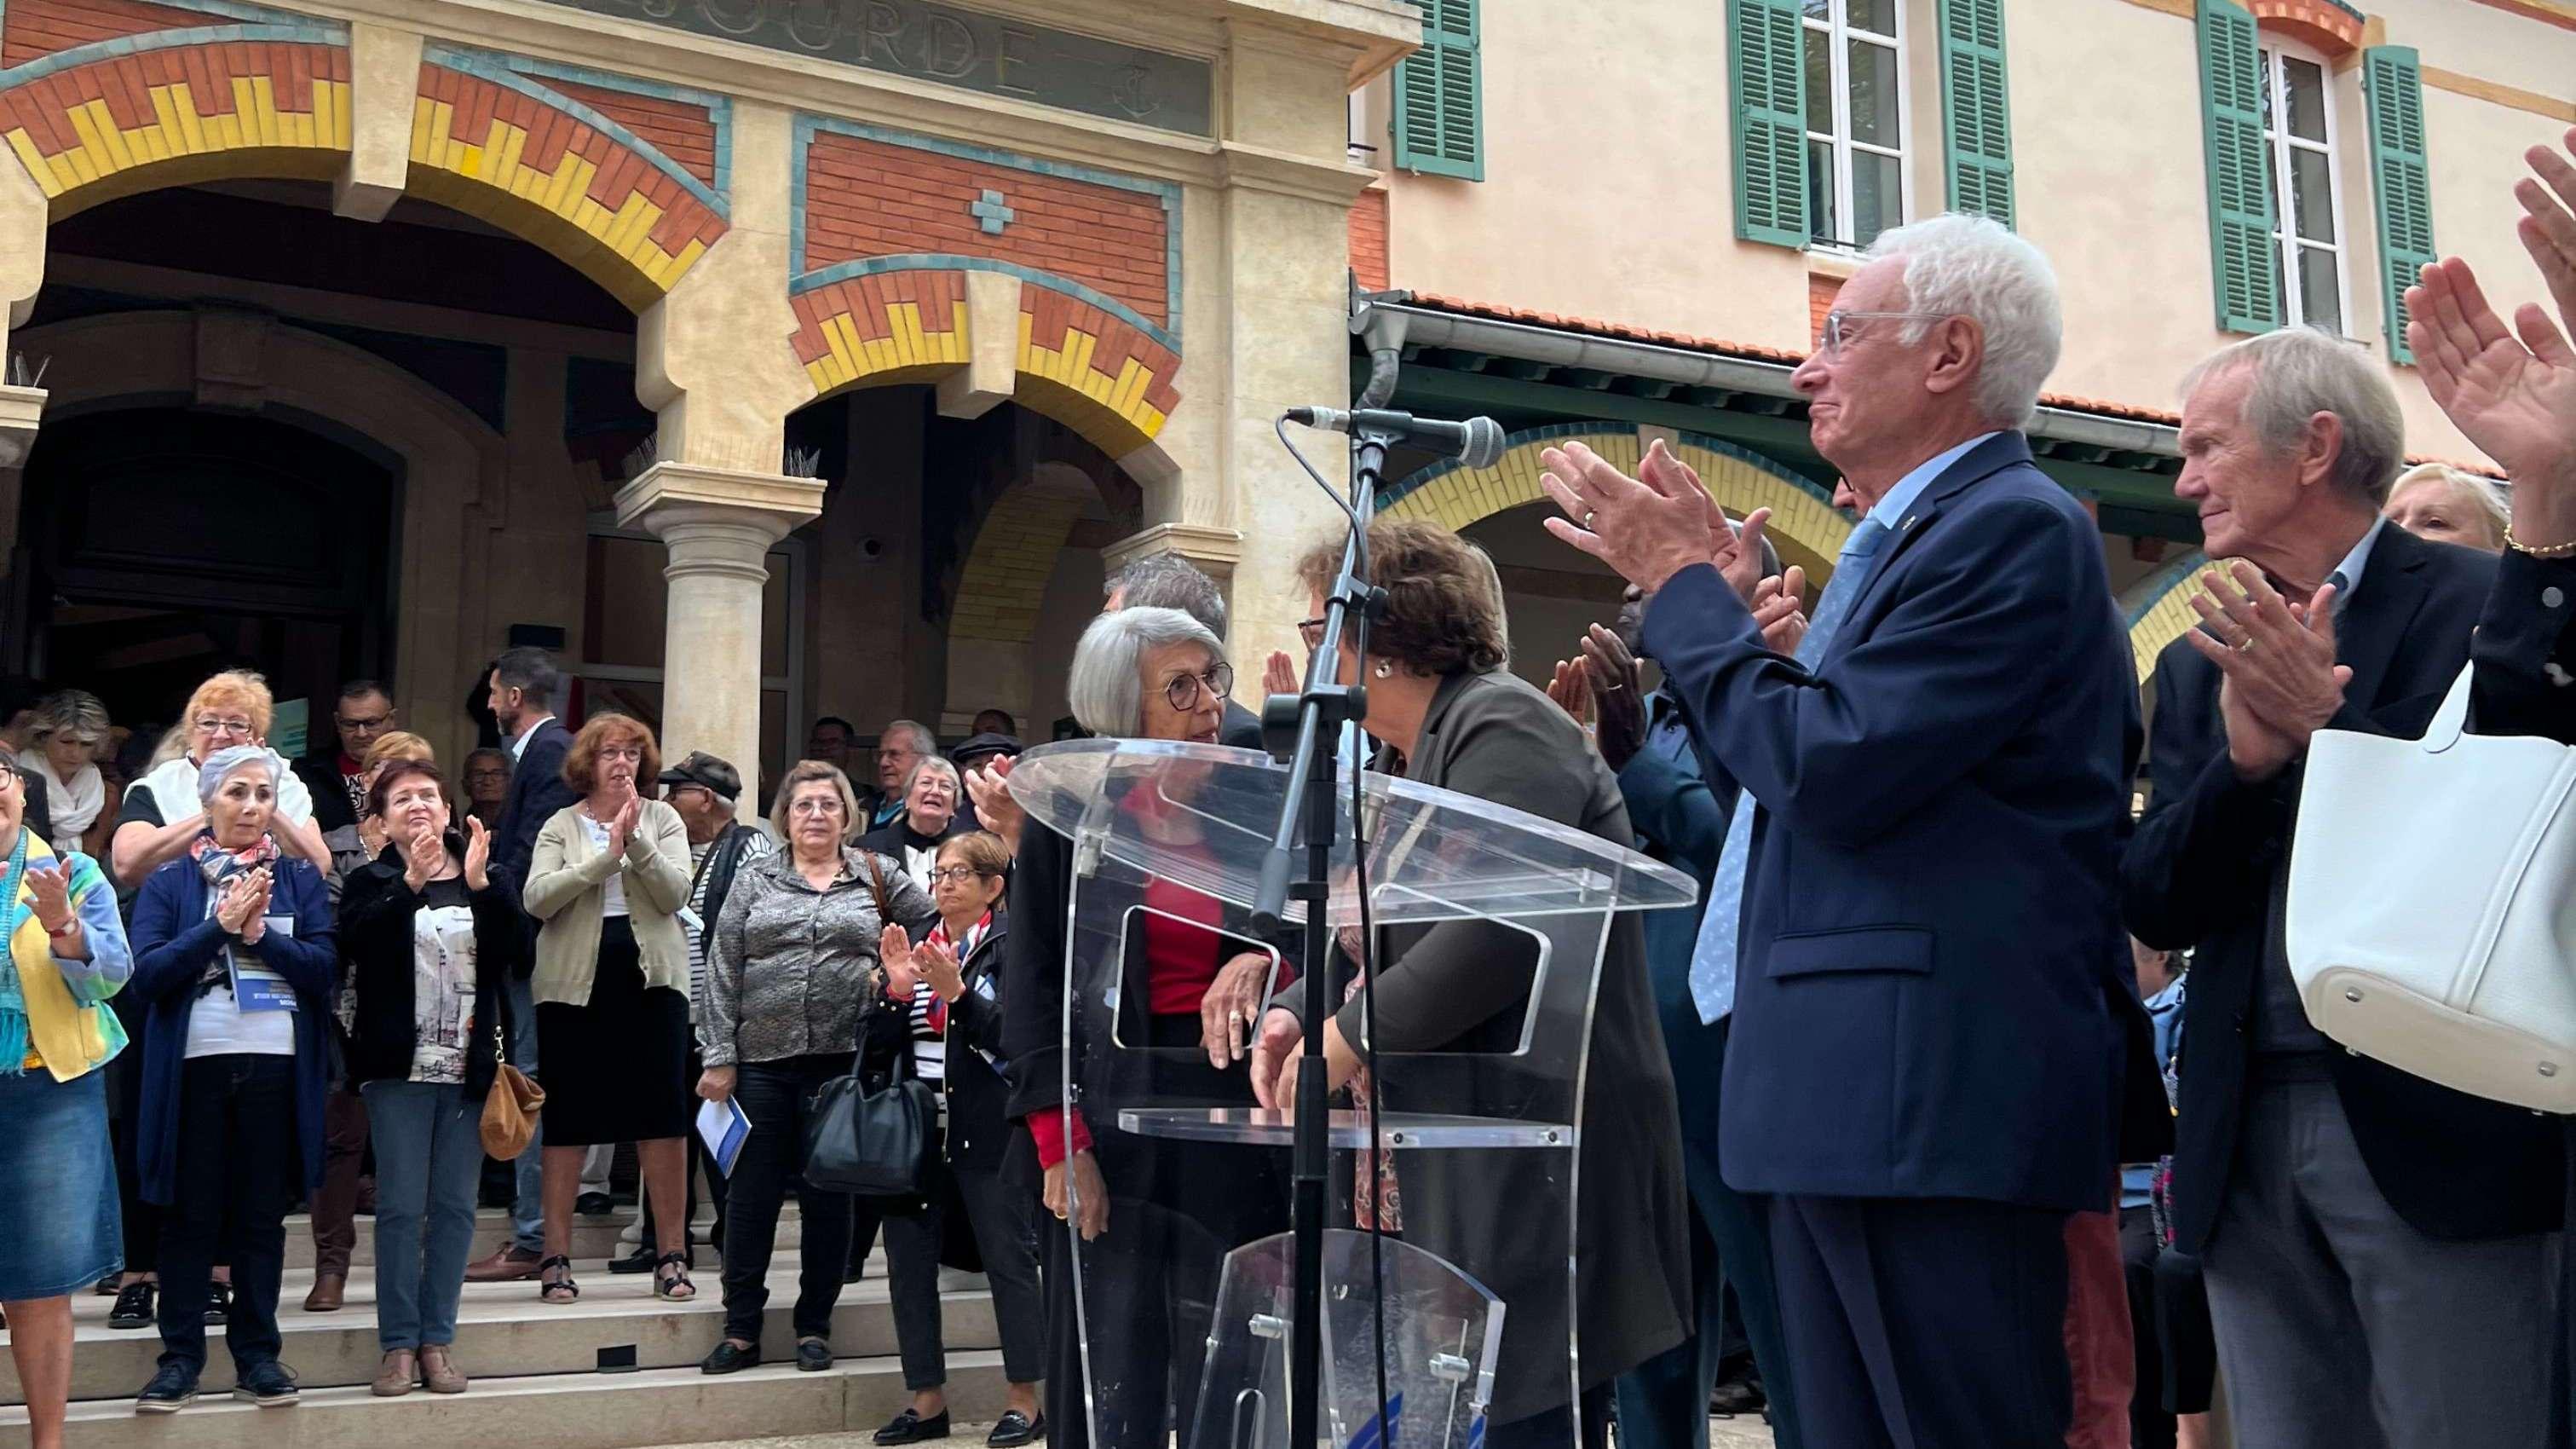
<box><xmin>2257</xmin><ymin>38</ymin><xmax>2353</xmax><ymax>335</ymax></box>
<box><xmin>1802</xmin><ymin>0</ymin><xmax>1911</xmax><ymax>253</ymax></box>
<box><xmin>579</xmin><ymin>511</ymin><xmax>808</xmax><ymax>773</ymax></box>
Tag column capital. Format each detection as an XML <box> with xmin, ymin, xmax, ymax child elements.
<box><xmin>1101</xmin><ymin>521</ymin><xmax>1245</xmax><ymax>585</ymax></box>
<box><xmin>0</xmin><ymin>384</ymin><xmax>45</xmax><ymax>469</ymax></box>
<box><xmin>617</xmin><ymin>463</ymin><xmax>826</xmax><ymax>585</ymax></box>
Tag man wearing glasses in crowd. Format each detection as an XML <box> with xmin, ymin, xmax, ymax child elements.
<box><xmin>291</xmin><ymin>681</ymin><xmax>400</xmax><ymax>836</ymax></box>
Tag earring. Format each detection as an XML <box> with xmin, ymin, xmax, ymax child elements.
<box><xmin>1373</xmin><ymin>659</ymin><xmax>1393</xmax><ymax>678</ymax></box>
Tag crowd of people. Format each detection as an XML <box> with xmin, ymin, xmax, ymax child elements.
<box><xmin>3</xmin><ymin>123</ymin><xmax>2573</xmax><ymax>1449</ymax></box>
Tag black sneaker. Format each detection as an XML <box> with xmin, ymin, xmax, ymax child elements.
<box><xmin>700</xmin><ymin>1339</ymin><xmax>761</xmax><ymax>1375</ymax></box>
<box><xmin>988</xmin><ymin>1410</ymin><xmax>1046</xmax><ymax>1446</ymax></box>
<box><xmin>134</xmin><ymin>1363</ymin><xmax>199</xmax><ymax>1414</ymax></box>
<box><xmin>576</xmin><ymin>1192</ymin><xmax>616</xmax><ymax>1217</ymax></box>
<box><xmin>795</xmin><ymin>1337</ymin><xmax>833</xmax><ymax>1372</ymax></box>
<box><xmin>108</xmin><ymin>1280</ymin><xmax>157</xmax><ymax>1330</ymax></box>
<box><xmin>875</xmin><ymin>1408</ymin><xmax>953</xmax><ymax>1445</ymax></box>
<box><xmin>233</xmin><ymin>1360</ymin><xmax>300</xmax><ymax>1406</ymax></box>
<box><xmin>202</xmin><ymin>1280</ymin><xmax>232</xmax><ymax>1326</ymax></box>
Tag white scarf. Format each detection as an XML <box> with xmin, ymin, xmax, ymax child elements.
<box><xmin>23</xmin><ymin>751</ymin><xmax>103</xmax><ymax>850</ymax></box>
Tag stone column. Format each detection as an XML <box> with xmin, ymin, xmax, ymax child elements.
<box><xmin>616</xmin><ymin>465</ymin><xmax>825</xmax><ymax>821</ymax></box>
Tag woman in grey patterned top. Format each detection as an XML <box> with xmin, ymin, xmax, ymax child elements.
<box><xmin>694</xmin><ymin>759</ymin><xmax>936</xmax><ymax>1375</ymax></box>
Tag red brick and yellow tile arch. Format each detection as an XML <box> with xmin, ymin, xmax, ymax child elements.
<box><xmin>788</xmin><ymin>116</ymin><xmax>1184</xmax><ymax>464</ymax></box>
<box><xmin>409</xmin><ymin>44</ymin><xmax>730</xmax><ymax>313</ymax></box>
<box><xmin>0</xmin><ymin>0</ymin><xmax>354</xmax><ymax>214</ymax></box>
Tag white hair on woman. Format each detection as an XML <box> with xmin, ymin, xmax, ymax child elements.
<box><xmin>1067</xmin><ymin>606</ymin><xmax>1225</xmax><ymax>737</ymax></box>
<box><xmin>1867</xmin><ymin>213</ymin><xmax>2065</xmax><ymax>431</ymax></box>
<box><xmin>195</xmin><ymin>744</ymin><xmax>283</xmax><ymax>803</ymax></box>
<box><xmin>2181</xmin><ymin>326</ymin><xmax>2407</xmax><ymax>505</ymax></box>
<box><xmin>902</xmin><ymin>755</ymin><xmax>960</xmax><ymax>796</ymax></box>
<box><xmin>2390</xmin><ymin>461</ymin><xmax>2510</xmax><ymax>534</ymax></box>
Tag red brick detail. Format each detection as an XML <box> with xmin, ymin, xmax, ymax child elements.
<box><xmin>1</xmin><ymin>0</ymin><xmax>216</xmax><ymax>70</ymax></box>
<box><xmin>2248</xmin><ymin>0</ymin><xmax>2363</xmax><ymax>52</ymax></box>
<box><xmin>539</xmin><ymin>77</ymin><xmax>718</xmax><ymax>189</ymax></box>
<box><xmin>1807</xmin><ymin>274</ymin><xmax>1842</xmax><ymax>349</ymax></box>
<box><xmin>789</xmin><ymin>268</ymin><xmax>971</xmax><ymax>367</ymax></box>
<box><xmin>802</xmin><ymin>131</ymin><xmax>1170</xmax><ymax>327</ymax></box>
<box><xmin>0</xmin><ymin>39</ymin><xmax>347</xmax><ymax>144</ymax></box>
<box><xmin>1349</xmin><ymin>188</ymin><xmax>1389</xmax><ymax>292</ymax></box>
<box><xmin>422</xmin><ymin>64</ymin><xmax>728</xmax><ymax>255</ymax></box>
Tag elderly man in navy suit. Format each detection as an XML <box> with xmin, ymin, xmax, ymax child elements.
<box><xmin>1540</xmin><ymin>214</ymin><xmax>2141</xmax><ymax>1447</ymax></box>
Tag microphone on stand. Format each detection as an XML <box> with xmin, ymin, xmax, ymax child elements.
<box><xmin>1287</xmin><ymin>407</ymin><xmax>1507</xmax><ymax>470</ymax></box>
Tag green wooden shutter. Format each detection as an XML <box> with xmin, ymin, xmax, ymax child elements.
<box><xmin>1938</xmin><ymin>0</ymin><xmax>2014</xmax><ymax>227</ymax></box>
<box><xmin>2196</xmin><ymin>0</ymin><xmax>2280</xmax><ymax>333</ymax></box>
<box><xmin>1729</xmin><ymin>0</ymin><xmax>1809</xmax><ymax>246</ymax></box>
<box><xmin>1391</xmin><ymin>0</ymin><xmax>1482</xmax><ymax>181</ymax></box>
<box><xmin>2364</xmin><ymin>45</ymin><xmax>2435</xmax><ymax>362</ymax></box>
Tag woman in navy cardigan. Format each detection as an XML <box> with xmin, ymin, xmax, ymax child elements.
<box><xmin>124</xmin><ymin>746</ymin><xmax>336</xmax><ymax>1413</ymax></box>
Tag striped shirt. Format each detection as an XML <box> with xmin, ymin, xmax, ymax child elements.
<box><xmin>908</xmin><ymin>912</ymin><xmax>992</xmax><ymax>1088</ymax></box>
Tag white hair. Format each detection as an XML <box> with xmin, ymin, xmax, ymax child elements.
<box><xmin>2391</xmin><ymin>462</ymin><xmax>2510</xmax><ymax>535</ymax></box>
<box><xmin>1068</xmin><ymin>606</ymin><xmax>1225</xmax><ymax>737</ymax></box>
<box><xmin>879</xmin><ymin>719</ymin><xmax>936</xmax><ymax>757</ymax></box>
<box><xmin>1867</xmin><ymin>213</ymin><xmax>2064</xmax><ymax>430</ymax></box>
<box><xmin>2181</xmin><ymin>326</ymin><xmax>2406</xmax><ymax>505</ymax></box>
<box><xmin>902</xmin><ymin>755</ymin><xmax>960</xmax><ymax>796</ymax></box>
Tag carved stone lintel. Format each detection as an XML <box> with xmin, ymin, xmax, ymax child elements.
<box><xmin>194</xmin><ymin>309</ymin><xmax>274</xmax><ymax>410</ymax></box>
<box><xmin>1101</xmin><ymin>521</ymin><xmax>1245</xmax><ymax>586</ymax></box>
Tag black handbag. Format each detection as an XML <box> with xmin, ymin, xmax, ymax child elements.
<box><xmin>800</xmin><ymin>851</ymin><xmax>936</xmax><ymax>1196</ymax></box>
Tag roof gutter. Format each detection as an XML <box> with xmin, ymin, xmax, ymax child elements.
<box><xmin>1363</xmin><ymin>296</ymin><xmax>2180</xmax><ymax>459</ymax></box>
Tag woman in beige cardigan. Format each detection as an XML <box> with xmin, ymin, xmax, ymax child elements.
<box><xmin>521</xmin><ymin>713</ymin><xmax>694</xmax><ymax>1305</ymax></box>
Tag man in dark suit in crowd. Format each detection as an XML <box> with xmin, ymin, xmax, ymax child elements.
<box><xmin>1541</xmin><ymin>214</ymin><xmax>2140</xmax><ymax>1447</ymax></box>
<box><xmin>290</xmin><ymin>680</ymin><xmax>397</xmax><ymax>835</ymax></box>
<box><xmin>1568</xmin><ymin>571</ymin><xmax>1807</xmax><ymax>1449</ymax></box>
<box><xmin>1103</xmin><ymin>552</ymin><xmax>1263</xmax><ymax>749</ymax></box>
<box><xmin>2124</xmin><ymin>325</ymin><xmax>2562</xmax><ymax>1449</ymax></box>
<box><xmin>465</xmin><ymin>646</ymin><xmax>580</xmax><ymax>1283</ymax></box>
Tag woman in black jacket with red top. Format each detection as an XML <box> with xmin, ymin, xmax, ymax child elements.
<box><xmin>337</xmin><ymin>759</ymin><xmax>522</xmax><ymax>1399</ymax></box>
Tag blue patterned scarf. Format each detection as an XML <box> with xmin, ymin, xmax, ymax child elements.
<box><xmin>0</xmin><ymin>828</ymin><xmax>32</xmax><ymax>1075</ymax></box>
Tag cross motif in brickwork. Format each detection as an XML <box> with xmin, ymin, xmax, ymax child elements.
<box><xmin>969</xmin><ymin>189</ymin><xmax>1017</xmax><ymax>236</ymax></box>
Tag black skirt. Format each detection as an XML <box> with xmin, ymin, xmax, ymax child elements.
<box><xmin>536</xmin><ymin>916</ymin><xmax>693</xmax><ymax>1146</ymax></box>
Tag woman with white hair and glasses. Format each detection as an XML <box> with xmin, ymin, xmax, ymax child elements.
<box><xmin>994</xmin><ymin>605</ymin><xmax>1289</xmax><ymax>1449</ymax></box>
<box><xmin>124</xmin><ymin>746</ymin><xmax>337</xmax><ymax>1413</ymax></box>
<box><xmin>858</xmin><ymin>755</ymin><xmax>966</xmax><ymax>887</ymax></box>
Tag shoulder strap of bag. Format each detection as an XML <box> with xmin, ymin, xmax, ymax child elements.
<box><xmin>861</xmin><ymin>848</ymin><xmax>893</xmax><ymax>922</ymax></box>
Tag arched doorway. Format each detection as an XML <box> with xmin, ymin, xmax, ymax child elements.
<box><xmin>17</xmin><ymin>407</ymin><xmax>393</xmax><ymax>744</ymax></box>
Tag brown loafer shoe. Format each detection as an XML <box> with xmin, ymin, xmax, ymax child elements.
<box><xmin>418</xmin><ymin>1345</ymin><xmax>468</xmax><ymax>1394</ymax></box>
<box><xmin>371</xmin><ymin>1350</ymin><xmax>417</xmax><ymax>1398</ymax></box>
<box><xmin>302</xmin><ymin>1272</ymin><xmax>345</xmax><ymax>1313</ymax></box>
<box><xmin>463</xmin><ymin>1244</ymin><xmax>543</xmax><ymax>1283</ymax></box>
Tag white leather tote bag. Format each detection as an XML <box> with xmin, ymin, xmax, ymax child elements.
<box><xmin>2286</xmin><ymin>663</ymin><xmax>2576</xmax><ymax>1112</ymax></box>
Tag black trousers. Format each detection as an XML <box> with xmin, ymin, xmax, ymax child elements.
<box><xmin>882</xmin><ymin>1144</ymin><xmax>1049</xmax><ymax>1388</ymax></box>
<box><xmin>156</xmin><ymin>1054</ymin><xmax>298</xmax><ymax>1376</ymax></box>
<box><xmin>108</xmin><ymin>1039</ymin><xmax>157</xmax><ymax>1274</ymax></box>
<box><xmin>1485</xmin><ymin>1382</ymin><xmax>1612</xmax><ymax>1449</ymax></box>
<box><xmin>2119</xmin><ymin>1206</ymin><xmax>2175</xmax><ymax>1449</ymax></box>
<box><xmin>721</xmin><ymin>1054</ymin><xmax>857</xmax><ymax>1344</ymax></box>
<box><xmin>1768</xmin><ymin>1194</ymin><xmax>2071</xmax><ymax>1449</ymax></box>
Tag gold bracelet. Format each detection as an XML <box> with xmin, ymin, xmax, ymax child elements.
<box><xmin>2505</xmin><ymin>521</ymin><xmax>2576</xmax><ymax>558</ymax></box>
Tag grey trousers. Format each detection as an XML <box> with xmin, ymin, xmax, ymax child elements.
<box><xmin>2203</xmin><ymin>1071</ymin><xmax>2560</xmax><ymax>1449</ymax></box>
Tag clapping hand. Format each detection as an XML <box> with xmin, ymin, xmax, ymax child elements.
<box><xmin>1545</xmin><ymin>658</ymin><xmax>1596</xmax><ymax>739</ymax></box>
<box><xmin>964</xmin><ymin>756</ymin><xmax>1024</xmax><ymax>857</ymax></box>
<box><xmin>20</xmin><ymin>861</ymin><xmax>72</xmax><ymax>932</ymax></box>
<box><xmin>606</xmin><ymin>788</ymin><xmax>640</xmax><ymax>857</ymax></box>
<box><xmin>1264</xmin><ymin>649</ymin><xmax>1300</xmax><ymax>699</ymax></box>
<box><xmin>1751</xmin><ymin>569</ymin><xmax>1810</xmax><ymax>654</ymax></box>
<box><xmin>1578</xmin><ymin>626</ymin><xmax>1648</xmax><ymax>770</ymax></box>
<box><xmin>880</xmin><ymin>923</ymin><xmax>920</xmax><ymax>999</ymax></box>
<box><xmin>1542</xmin><ymin>440</ymin><xmax>1733</xmax><ymax>595</ymax></box>
<box><xmin>1642</xmin><ymin>443</ymin><xmax>1779</xmax><ymax>606</ymax></box>
<box><xmin>463</xmin><ymin>817</ymin><xmax>491</xmax><ymax>891</ymax></box>
<box><xmin>2183</xmin><ymin>563</ymin><xmax>2354</xmax><ymax>781</ymax></box>
<box><xmin>401</xmin><ymin>817</ymin><xmax>442</xmax><ymax>892</ymax></box>
<box><xmin>918</xmin><ymin>936</ymin><xmax>964</xmax><ymax>1003</ymax></box>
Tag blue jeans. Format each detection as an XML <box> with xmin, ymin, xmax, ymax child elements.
<box><xmin>504</xmin><ymin>973</ymin><xmax>544</xmax><ymax>1254</ymax></box>
<box><xmin>363</xmin><ymin>1081</ymin><xmax>482</xmax><ymax>1351</ymax></box>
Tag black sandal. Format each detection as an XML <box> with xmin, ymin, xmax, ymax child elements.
<box><xmin>654</xmin><ymin>1251</ymin><xmax>695</xmax><ymax>1302</ymax></box>
<box><xmin>538</xmin><ymin>1255</ymin><xmax>579</xmax><ymax>1304</ymax></box>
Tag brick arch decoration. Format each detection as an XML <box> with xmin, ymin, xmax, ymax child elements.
<box><xmin>2247</xmin><ymin>0</ymin><xmax>2366</xmax><ymax>55</ymax></box>
<box><xmin>1381</xmin><ymin>425</ymin><xmax>1854</xmax><ymax>584</ymax></box>
<box><xmin>788</xmin><ymin>118</ymin><xmax>1182</xmax><ymax>470</ymax></box>
<box><xmin>0</xmin><ymin>2</ymin><xmax>729</xmax><ymax>311</ymax></box>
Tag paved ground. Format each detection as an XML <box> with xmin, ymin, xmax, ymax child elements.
<box><xmin>649</xmin><ymin>1415</ymin><xmax>1781</xmax><ymax>1449</ymax></box>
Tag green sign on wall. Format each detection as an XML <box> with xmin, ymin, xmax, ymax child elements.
<box><xmin>539</xmin><ymin>0</ymin><xmax>1214</xmax><ymax>137</ymax></box>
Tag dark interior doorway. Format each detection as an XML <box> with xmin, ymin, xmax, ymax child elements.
<box><xmin>14</xmin><ymin>407</ymin><xmax>395</xmax><ymax>749</ymax></box>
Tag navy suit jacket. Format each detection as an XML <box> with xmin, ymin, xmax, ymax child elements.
<box><xmin>493</xmin><ymin>718</ymin><xmax>578</xmax><ymax>892</ymax></box>
<box><xmin>1644</xmin><ymin>432</ymin><xmax>2141</xmax><ymax>1211</ymax></box>
<box><xmin>2126</xmin><ymin>524</ymin><xmax>2562</xmax><ymax>1250</ymax></box>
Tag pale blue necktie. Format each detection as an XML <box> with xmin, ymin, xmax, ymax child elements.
<box><xmin>1686</xmin><ymin>517</ymin><xmax>1893</xmax><ymax>1024</ymax></box>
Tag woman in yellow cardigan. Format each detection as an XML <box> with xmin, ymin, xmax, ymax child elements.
<box><xmin>0</xmin><ymin>753</ymin><xmax>135</xmax><ymax>1449</ymax></box>
<box><xmin>521</xmin><ymin>713</ymin><xmax>693</xmax><ymax>1306</ymax></box>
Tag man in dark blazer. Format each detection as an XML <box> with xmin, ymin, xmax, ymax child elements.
<box><xmin>464</xmin><ymin>645</ymin><xmax>580</xmax><ymax>1283</ymax></box>
<box><xmin>2124</xmin><ymin>326</ymin><xmax>2561</xmax><ymax>1449</ymax></box>
<box><xmin>1540</xmin><ymin>216</ymin><xmax>2141</xmax><ymax>1447</ymax></box>
<box><xmin>1100</xmin><ymin>552</ymin><xmax>1263</xmax><ymax>749</ymax></box>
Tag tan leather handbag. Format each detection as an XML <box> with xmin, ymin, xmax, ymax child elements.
<box><xmin>479</xmin><ymin>1012</ymin><xmax>545</xmax><ymax>1157</ymax></box>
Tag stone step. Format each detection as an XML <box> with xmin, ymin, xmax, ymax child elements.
<box><xmin>277</xmin><ymin>1206</ymin><xmax>804</xmax><ymax>1271</ymax></box>
<box><xmin>3</xmin><ymin>1353</ymin><xmax>1012</xmax><ymax>1449</ymax></box>
<box><xmin>14</xmin><ymin>1259</ymin><xmax>977</xmax><ymax>1405</ymax></box>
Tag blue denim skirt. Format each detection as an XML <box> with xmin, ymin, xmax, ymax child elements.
<box><xmin>0</xmin><ymin>1065</ymin><xmax>122</xmax><ymax>1299</ymax></box>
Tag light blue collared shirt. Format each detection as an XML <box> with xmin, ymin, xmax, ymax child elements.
<box><xmin>1864</xmin><ymin>431</ymin><xmax>2005</xmax><ymax>534</ymax></box>
<box><xmin>2326</xmin><ymin>515</ymin><xmax>2387</xmax><ymax>610</ymax></box>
